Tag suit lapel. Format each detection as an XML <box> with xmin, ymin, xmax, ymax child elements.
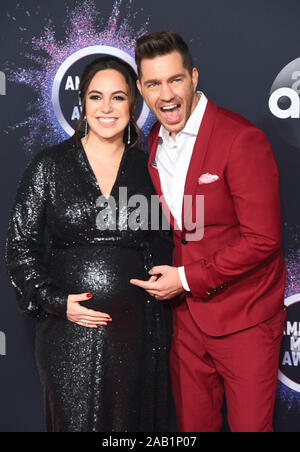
<box><xmin>181</xmin><ymin>99</ymin><xmax>218</xmax><ymax>232</ymax></box>
<box><xmin>148</xmin><ymin>126</ymin><xmax>161</xmax><ymax>194</ymax></box>
<box><xmin>148</xmin><ymin>124</ymin><xmax>176</xmax><ymax>231</ymax></box>
<box><xmin>148</xmin><ymin>99</ymin><xmax>218</xmax><ymax>234</ymax></box>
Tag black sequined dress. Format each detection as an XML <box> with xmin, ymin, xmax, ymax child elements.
<box><xmin>5</xmin><ymin>138</ymin><xmax>171</xmax><ymax>432</ymax></box>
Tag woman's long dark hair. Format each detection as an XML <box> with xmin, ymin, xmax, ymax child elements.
<box><xmin>74</xmin><ymin>56</ymin><xmax>141</xmax><ymax>149</ymax></box>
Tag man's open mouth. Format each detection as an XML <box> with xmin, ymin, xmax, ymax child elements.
<box><xmin>160</xmin><ymin>104</ymin><xmax>182</xmax><ymax>124</ymax></box>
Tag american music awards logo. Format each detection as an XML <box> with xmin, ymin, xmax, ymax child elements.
<box><xmin>4</xmin><ymin>0</ymin><xmax>154</xmax><ymax>151</ymax></box>
<box><xmin>277</xmin><ymin>244</ymin><xmax>300</xmax><ymax>402</ymax></box>
<box><xmin>269</xmin><ymin>57</ymin><xmax>300</xmax><ymax>149</ymax></box>
<box><xmin>279</xmin><ymin>293</ymin><xmax>300</xmax><ymax>392</ymax></box>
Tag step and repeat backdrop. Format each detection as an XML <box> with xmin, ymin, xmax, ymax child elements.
<box><xmin>0</xmin><ymin>0</ymin><xmax>299</xmax><ymax>432</ymax></box>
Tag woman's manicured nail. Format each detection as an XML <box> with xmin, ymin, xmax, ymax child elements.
<box><xmin>87</xmin><ymin>293</ymin><xmax>93</xmax><ymax>298</ymax></box>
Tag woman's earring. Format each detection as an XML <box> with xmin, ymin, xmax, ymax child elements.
<box><xmin>127</xmin><ymin>121</ymin><xmax>131</xmax><ymax>145</ymax></box>
<box><xmin>84</xmin><ymin>117</ymin><xmax>88</xmax><ymax>144</ymax></box>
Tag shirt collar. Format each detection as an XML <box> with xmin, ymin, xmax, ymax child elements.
<box><xmin>158</xmin><ymin>91</ymin><xmax>207</xmax><ymax>142</ymax></box>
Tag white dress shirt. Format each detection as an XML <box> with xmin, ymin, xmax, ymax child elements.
<box><xmin>155</xmin><ymin>92</ymin><xmax>208</xmax><ymax>291</ymax></box>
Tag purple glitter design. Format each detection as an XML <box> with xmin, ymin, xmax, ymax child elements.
<box><xmin>283</xmin><ymin>223</ymin><xmax>300</xmax><ymax>299</ymax></box>
<box><xmin>276</xmin><ymin>380</ymin><xmax>300</xmax><ymax>423</ymax></box>
<box><xmin>276</xmin><ymin>224</ymin><xmax>300</xmax><ymax>416</ymax></box>
<box><xmin>284</xmin><ymin>248</ymin><xmax>300</xmax><ymax>299</ymax></box>
<box><xmin>5</xmin><ymin>0</ymin><xmax>154</xmax><ymax>152</ymax></box>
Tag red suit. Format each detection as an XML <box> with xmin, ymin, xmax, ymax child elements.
<box><xmin>148</xmin><ymin>99</ymin><xmax>286</xmax><ymax>432</ymax></box>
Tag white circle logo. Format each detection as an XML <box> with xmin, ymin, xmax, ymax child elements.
<box><xmin>278</xmin><ymin>293</ymin><xmax>300</xmax><ymax>392</ymax></box>
<box><xmin>269</xmin><ymin>58</ymin><xmax>300</xmax><ymax>148</ymax></box>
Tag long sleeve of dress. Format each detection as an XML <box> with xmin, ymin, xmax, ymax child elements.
<box><xmin>5</xmin><ymin>151</ymin><xmax>68</xmax><ymax>320</ymax></box>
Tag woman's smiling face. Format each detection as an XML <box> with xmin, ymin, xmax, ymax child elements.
<box><xmin>85</xmin><ymin>69</ymin><xmax>130</xmax><ymax>143</ymax></box>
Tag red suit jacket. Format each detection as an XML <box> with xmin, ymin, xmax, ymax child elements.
<box><xmin>148</xmin><ymin>98</ymin><xmax>286</xmax><ymax>336</ymax></box>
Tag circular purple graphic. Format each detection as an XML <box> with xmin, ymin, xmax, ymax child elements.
<box><xmin>278</xmin><ymin>293</ymin><xmax>300</xmax><ymax>392</ymax></box>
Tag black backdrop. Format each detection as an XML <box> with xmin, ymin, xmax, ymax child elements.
<box><xmin>0</xmin><ymin>0</ymin><xmax>300</xmax><ymax>432</ymax></box>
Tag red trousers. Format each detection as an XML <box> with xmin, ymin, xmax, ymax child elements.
<box><xmin>169</xmin><ymin>298</ymin><xmax>286</xmax><ymax>432</ymax></box>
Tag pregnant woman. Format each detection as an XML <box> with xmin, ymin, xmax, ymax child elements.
<box><xmin>5</xmin><ymin>56</ymin><xmax>171</xmax><ymax>432</ymax></box>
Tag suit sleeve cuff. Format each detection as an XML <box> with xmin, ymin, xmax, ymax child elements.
<box><xmin>178</xmin><ymin>266</ymin><xmax>191</xmax><ymax>292</ymax></box>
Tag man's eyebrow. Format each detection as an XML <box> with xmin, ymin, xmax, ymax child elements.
<box><xmin>143</xmin><ymin>79</ymin><xmax>159</xmax><ymax>86</ymax></box>
<box><xmin>169</xmin><ymin>73</ymin><xmax>186</xmax><ymax>80</ymax></box>
<box><xmin>143</xmin><ymin>73</ymin><xmax>186</xmax><ymax>86</ymax></box>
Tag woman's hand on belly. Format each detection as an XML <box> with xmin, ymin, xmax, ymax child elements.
<box><xmin>67</xmin><ymin>293</ymin><xmax>112</xmax><ymax>328</ymax></box>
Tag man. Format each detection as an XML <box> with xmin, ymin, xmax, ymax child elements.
<box><xmin>130</xmin><ymin>31</ymin><xmax>286</xmax><ymax>432</ymax></box>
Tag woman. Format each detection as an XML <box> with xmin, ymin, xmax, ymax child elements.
<box><xmin>5</xmin><ymin>56</ymin><xmax>171</xmax><ymax>432</ymax></box>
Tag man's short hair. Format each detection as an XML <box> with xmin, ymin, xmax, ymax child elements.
<box><xmin>135</xmin><ymin>31</ymin><xmax>194</xmax><ymax>78</ymax></box>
